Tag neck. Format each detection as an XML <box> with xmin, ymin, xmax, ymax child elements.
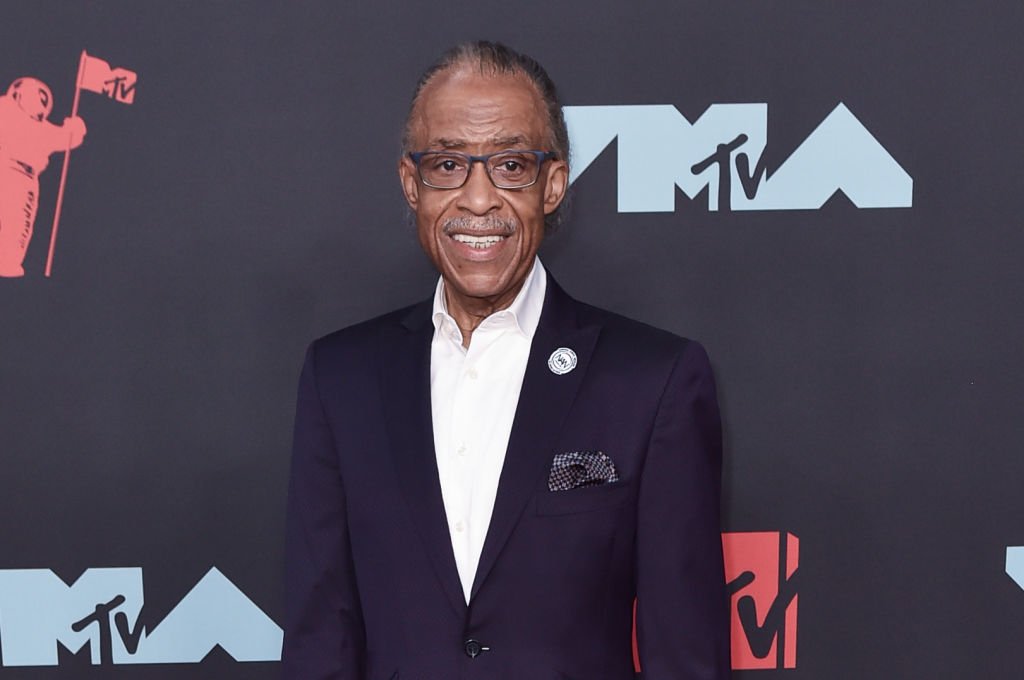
<box><xmin>444</xmin><ymin>282</ymin><xmax>524</xmax><ymax>349</ymax></box>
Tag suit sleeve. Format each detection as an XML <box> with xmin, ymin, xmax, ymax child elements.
<box><xmin>635</xmin><ymin>340</ymin><xmax>730</xmax><ymax>679</ymax></box>
<box><xmin>282</xmin><ymin>343</ymin><xmax>366</xmax><ymax>679</ymax></box>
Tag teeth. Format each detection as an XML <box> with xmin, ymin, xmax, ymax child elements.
<box><xmin>452</xmin><ymin>234</ymin><xmax>505</xmax><ymax>249</ymax></box>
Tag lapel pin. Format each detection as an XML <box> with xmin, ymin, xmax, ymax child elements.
<box><xmin>547</xmin><ymin>347</ymin><xmax>578</xmax><ymax>375</ymax></box>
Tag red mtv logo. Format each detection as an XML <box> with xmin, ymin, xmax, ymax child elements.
<box><xmin>723</xmin><ymin>531</ymin><xmax>799</xmax><ymax>670</ymax></box>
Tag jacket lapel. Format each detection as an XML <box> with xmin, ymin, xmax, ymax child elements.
<box><xmin>379</xmin><ymin>300</ymin><xmax>468</xmax><ymax>619</ymax></box>
<box><xmin>469</xmin><ymin>278</ymin><xmax>601</xmax><ymax>601</ymax></box>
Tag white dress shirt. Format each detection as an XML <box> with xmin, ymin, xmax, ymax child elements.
<box><xmin>430</xmin><ymin>258</ymin><xmax>546</xmax><ymax>603</ymax></box>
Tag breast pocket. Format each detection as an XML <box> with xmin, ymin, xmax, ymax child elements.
<box><xmin>535</xmin><ymin>481</ymin><xmax>632</xmax><ymax>516</ymax></box>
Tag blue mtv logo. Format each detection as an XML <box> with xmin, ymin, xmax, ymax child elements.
<box><xmin>564</xmin><ymin>103</ymin><xmax>912</xmax><ymax>212</ymax></box>
<box><xmin>0</xmin><ymin>567</ymin><xmax>281</xmax><ymax>666</ymax></box>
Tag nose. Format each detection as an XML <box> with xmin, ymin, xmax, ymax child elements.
<box><xmin>454</xmin><ymin>160</ymin><xmax>502</xmax><ymax>215</ymax></box>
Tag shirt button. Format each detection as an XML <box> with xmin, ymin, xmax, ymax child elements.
<box><xmin>467</xmin><ymin>368</ymin><xmax>479</xmax><ymax>380</ymax></box>
<box><xmin>455</xmin><ymin>521</ymin><xmax>465</xmax><ymax>533</ymax></box>
<box><xmin>457</xmin><ymin>444</ymin><xmax>467</xmax><ymax>456</ymax></box>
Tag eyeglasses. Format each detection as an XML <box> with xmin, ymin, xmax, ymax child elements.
<box><xmin>408</xmin><ymin>149</ymin><xmax>556</xmax><ymax>190</ymax></box>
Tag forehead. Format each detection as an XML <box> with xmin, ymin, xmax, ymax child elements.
<box><xmin>409</xmin><ymin>69</ymin><xmax>549</xmax><ymax>150</ymax></box>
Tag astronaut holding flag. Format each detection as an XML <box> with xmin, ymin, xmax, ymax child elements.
<box><xmin>0</xmin><ymin>78</ymin><xmax>86</xmax><ymax>277</ymax></box>
<box><xmin>0</xmin><ymin>51</ymin><xmax>135</xmax><ymax>278</ymax></box>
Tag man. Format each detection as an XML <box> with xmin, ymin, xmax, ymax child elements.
<box><xmin>284</xmin><ymin>41</ymin><xmax>729</xmax><ymax>680</ymax></box>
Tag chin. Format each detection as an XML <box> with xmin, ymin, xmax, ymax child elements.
<box><xmin>445</xmin><ymin>269</ymin><xmax>512</xmax><ymax>298</ymax></box>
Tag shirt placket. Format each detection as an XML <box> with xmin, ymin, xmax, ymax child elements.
<box><xmin>446</xmin><ymin>331</ymin><xmax>483</xmax><ymax>588</ymax></box>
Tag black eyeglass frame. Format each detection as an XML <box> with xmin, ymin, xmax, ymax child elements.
<box><xmin>407</xmin><ymin>149</ymin><xmax>557</xmax><ymax>190</ymax></box>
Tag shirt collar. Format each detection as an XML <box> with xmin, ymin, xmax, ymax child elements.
<box><xmin>431</xmin><ymin>257</ymin><xmax>547</xmax><ymax>341</ymax></box>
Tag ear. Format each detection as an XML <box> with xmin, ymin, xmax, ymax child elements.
<box><xmin>542</xmin><ymin>159</ymin><xmax>569</xmax><ymax>215</ymax></box>
<box><xmin>398</xmin><ymin>156</ymin><xmax>420</xmax><ymax>210</ymax></box>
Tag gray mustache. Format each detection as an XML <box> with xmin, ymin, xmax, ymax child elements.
<box><xmin>442</xmin><ymin>216</ymin><xmax>517</xmax><ymax>235</ymax></box>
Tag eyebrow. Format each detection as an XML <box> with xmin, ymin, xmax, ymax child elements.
<box><xmin>429</xmin><ymin>134</ymin><xmax>531</xmax><ymax>150</ymax></box>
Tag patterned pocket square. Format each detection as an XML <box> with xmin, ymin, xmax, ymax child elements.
<box><xmin>548</xmin><ymin>450</ymin><xmax>619</xmax><ymax>491</ymax></box>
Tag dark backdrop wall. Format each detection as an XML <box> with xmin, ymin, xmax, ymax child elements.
<box><xmin>1</xmin><ymin>2</ymin><xmax>1022</xmax><ymax>678</ymax></box>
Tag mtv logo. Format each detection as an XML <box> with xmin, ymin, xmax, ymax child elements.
<box><xmin>0</xmin><ymin>566</ymin><xmax>281</xmax><ymax>667</ymax></box>
<box><xmin>564</xmin><ymin>104</ymin><xmax>912</xmax><ymax>213</ymax></box>
<box><xmin>723</xmin><ymin>531</ymin><xmax>799</xmax><ymax>670</ymax></box>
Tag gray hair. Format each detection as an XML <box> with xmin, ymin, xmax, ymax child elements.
<box><xmin>402</xmin><ymin>41</ymin><xmax>571</xmax><ymax>231</ymax></box>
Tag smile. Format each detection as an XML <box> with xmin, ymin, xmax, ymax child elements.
<box><xmin>450</xmin><ymin>233</ymin><xmax>507</xmax><ymax>249</ymax></box>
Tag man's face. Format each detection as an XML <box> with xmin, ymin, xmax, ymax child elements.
<box><xmin>399</xmin><ymin>69</ymin><xmax>568</xmax><ymax>305</ymax></box>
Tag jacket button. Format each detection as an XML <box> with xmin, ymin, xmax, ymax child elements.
<box><xmin>463</xmin><ymin>638</ymin><xmax>484</xmax><ymax>658</ymax></box>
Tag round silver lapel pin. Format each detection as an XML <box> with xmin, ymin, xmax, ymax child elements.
<box><xmin>547</xmin><ymin>347</ymin><xmax>578</xmax><ymax>375</ymax></box>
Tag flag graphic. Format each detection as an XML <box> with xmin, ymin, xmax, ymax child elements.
<box><xmin>43</xmin><ymin>50</ymin><xmax>139</xmax><ymax>278</ymax></box>
<box><xmin>79</xmin><ymin>54</ymin><xmax>137</xmax><ymax>105</ymax></box>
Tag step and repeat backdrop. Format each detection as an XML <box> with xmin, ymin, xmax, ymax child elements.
<box><xmin>2</xmin><ymin>2</ymin><xmax>1022</xmax><ymax>678</ymax></box>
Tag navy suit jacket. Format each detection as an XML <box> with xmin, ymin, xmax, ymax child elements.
<box><xmin>283</xmin><ymin>277</ymin><xmax>730</xmax><ymax>680</ymax></box>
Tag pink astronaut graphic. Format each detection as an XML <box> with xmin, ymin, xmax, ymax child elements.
<box><xmin>0</xmin><ymin>51</ymin><xmax>136</xmax><ymax>278</ymax></box>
